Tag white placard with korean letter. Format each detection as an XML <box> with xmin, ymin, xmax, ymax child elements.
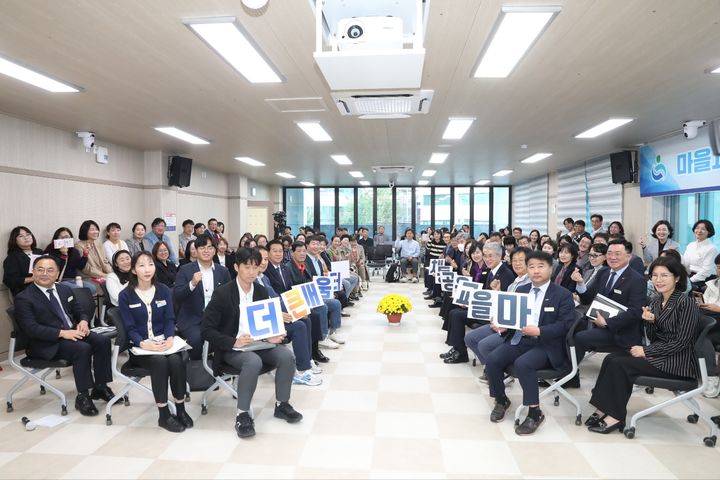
<box><xmin>453</xmin><ymin>280</ymin><xmax>481</xmax><ymax>306</ymax></box>
<box><xmin>452</xmin><ymin>275</ymin><xmax>472</xmax><ymax>299</ymax></box>
<box><xmin>331</xmin><ymin>261</ymin><xmax>350</xmax><ymax>284</ymax></box>
<box><xmin>435</xmin><ymin>265</ymin><xmax>452</xmax><ymax>285</ymax></box>
<box><xmin>468</xmin><ymin>290</ymin><xmax>534</xmax><ymax>330</ymax></box>
<box><xmin>328</xmin><ymin>271</ymin><xmax>342</xmax><ymax>291</ymax></box>
<box><xmin>53</xmin><ymin>238</ymin><xmax>75</xmax><ymax>249</ymax></box>
<box><xmin>313</xmin><ymin>276</ymin><xmax>335</xmax><ymax>300</ymax></box>
<box><xmin>241</xmin><ymin>297</ymin><xmax>285</xmax><ymax>341</ymax></box>
<box><xmin>429</xmin><ymin>258</ymin><xmax>445</xmax><ymax>277</ymax></box>
<box><xmin>291</xmin><ymin>281</ymin><xmax>325</xmax><ymax>309</ymax></box>
<box><xmin>280</xmin><ymin>289</ymin><xmax>310</xmax><ymax>321</ymax></box>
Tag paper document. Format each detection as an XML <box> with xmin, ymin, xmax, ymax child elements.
<box><xmin>587</xmin><ymin>293</ymin><xmax>627</xmax><ymax>320</ymax></box>
<box><xmin>33</xmin><ymin>414</ymin><xmax>69</xmax><ymax>428</ymax></box>
<box><xmin>130</xmin><ymin>336</ymin><xmax>191</xmax><ymax>356</ymax></box>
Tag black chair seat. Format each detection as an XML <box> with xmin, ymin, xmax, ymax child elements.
<box><xmin>506</xmin><ymin>365</ymin><xmax>570</xmax><ymax>380</ymax></box>
<box><xmin>634</xmin><ymin>375</ymin><xmax>697</xmax><ymax>392</ymax></box>
<box><xmin>120</xmin><ymin>361</ymin><xmax>151</xmax><ymax>378</ymax></box>
<box><xmin>20</xmin><ymin>357</ymin><xmax>71</xmax><ymax>369</ymax></box>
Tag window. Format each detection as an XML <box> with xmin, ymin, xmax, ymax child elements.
<box><xmin>285</xmin><ymin>188</ymin><xmax>314</xmax><ymax>234</ymax></box>
<box><xmin>434</xmin><ymin>187</ymin><xmax>451</xmax><ymax>229</ymax></box>
<box><xmin>376</xmin><ymin>187</ymin><xmax>393</xmax><ymax>239</ymax></box>
<box><xmin>556</xmin><ymin>165</ymin><xmax>587</xmax><ymax>231</ymax></box>
<box><xmin>513</xmin><ymin>176</ymin><xmax>548</xmax><ymax>234</ymax></box>
<box><xmin>416</xmin><ymin>187</ymin><xmax>432</xmax><ymax>233</ymax></box>
<box><xmin>666</xmin><ymin>190</ymin><xmax>720</xmax><ymax>253</ymax></box>
<box><xmin>586</xmin><ymin>159</ymin><xmax>622</xmax><ymax>230</ymax></box>
<box><xmin>396</xmin><ymin>187</ymin><xmax>412</xmax><ymax>236</ymax></box>
<box><xmin>473</xmin><ymin>187</ymin><xmax>490</xmax><ymax>236</ymax></box>
<box><xmin>454</xmin><ymin>187</ymin><xmax>470</xmax><ymax>231</ymax></box>
<box><xmin>357</xmin><ymin>187</ymin><xmax>374</xmax><ymax>233</ymax></box>
<box><xmin>493</xmin><ymin>187</ymin><xmax>510</xmax><ymax>232</ymax></box>
<box><xmin>338</xmin><ymin>188</ymin><xmax>354</xmax><ymax>232</ymax></box>
<box><xmin>319</xmin><ymin>187</ymin><xmax>335</xmax><ymax>235</ymax></box>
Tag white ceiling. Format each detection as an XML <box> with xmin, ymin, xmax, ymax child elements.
<box><xmin>1</xmin><ymin>0</ymin><xmax>720</xmax><ymax>187</ymax></box>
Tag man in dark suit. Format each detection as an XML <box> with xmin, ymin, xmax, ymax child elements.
<box><xmin>485</xmin><ymin>250</ymin><xmax>575</xmax><ymax>435</ymax></box>
<box><xmin>574</xmin><ymin>239</ymin><xmax>646</xmax><ymax>371</ymax></box>
<box><xmin>14</xmin><ymin>255</ymin><xmax>114</xmax><ymax>416</ymax></box>
<box><xmin>201</xmin><ymin>248</ymin><xmax>301</xmax><ymax>438</ymax></box>
<box><xmin>174</xmin><ymin>234</ymin><xmax>231</xmax><ymax>359</ymax></box>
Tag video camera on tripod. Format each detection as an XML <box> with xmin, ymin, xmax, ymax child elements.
<box><xmin>272</xmin><ymin>211</ymin><xmax>287</xmax><ymax>238</ymax></box>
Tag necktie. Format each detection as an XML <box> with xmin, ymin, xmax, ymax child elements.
<box><xmin>139</xmin><ymin>240</ymin><xmax>146</xmax><ymax>252</ymax></box>
<box><xmin>512</xmin><ymin>287</ymin><xmax>540</xmax><ymax>345</ymax></box>
<box><xmin>277</xmin><ymin>265</ymin><xmax>286</xmax><ymax>289</ymax></box>
<box><xmin>485</xmin><ymin>270</ymin><xmax>494</xmax><ymax>287</ymax></box>
<box><xmin>604</xmin><ymin>271</ymin><xmax>617</xmax><ymax>295</ymax></box>
<box><xmin>47</xmin><ymin>288</ymin><xmax>72</xmax><ymax>329</ymax></box>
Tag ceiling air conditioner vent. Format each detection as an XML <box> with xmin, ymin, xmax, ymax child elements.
<box><xmin>371</xmin><ymin>166</ymin><xmax>415</xmax><ymax>174</ymax></box>
<box><xmin>332</xmin><ymin>90</ymin><xmax>433</xmax><ymax>118</ymax></box>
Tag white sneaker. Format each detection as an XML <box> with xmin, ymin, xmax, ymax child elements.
<box><xmin>311</xmin><ymin>361</ymin><xmax>323</xmax><ymax>374</ymax></box>
<box><xmin>399</xmin><ymin>277</ymin><xmax>408</xmax><ymax>283</ymax></box>
<box><xmin>703</xmin><ymin>376</ymin><xmax>720</xmax><ymax>398</ymax></box>
<box><xmin>329</xmin><ymin>332</ymin><xmax>346</xmax><ymax>344</ymax></box>
<box><xmin>318</xmin><ymin>338</ymin><xmax>340</xmax><ymax>349</ymax></box>
<box><xmin>293</xmin><ymin>371</ymin><xmax>322</xmax><ymax>386</ymax></box>
<box><xmin>411</xmin><ymin>277</ymin><xmax>419</xmax><ymax>283</ymax></box>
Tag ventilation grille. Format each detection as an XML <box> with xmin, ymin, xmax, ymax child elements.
<box><xmin>332</xmin><ymin>90</ymin><xmax>433</xmax><ymax>116</ymax></box>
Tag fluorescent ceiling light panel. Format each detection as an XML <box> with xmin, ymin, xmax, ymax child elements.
<box><xmin>520</xmin><ymin>153</ymin><xmax>552</xmax><ymax>164</ymax></box>
<box><xmin>492</xmin><ymin>169</ymin><xmax>513</xmax><ymax>177</ymax></box>
<box><xmin>429</xmin><ymin>153</ymin><xmax>449</xmax><ymax>164</ymax></box>
<box><xmin>475</xmin><ymin>180</ymin><xmax>491</xmax><ymax>186</ymax></box>
<box><xmin>474</xmin><ymin>6</ymin><xmax>561</xmax><ymax>78</ymax></box>
<box><xmin>276</xmin><ymin>172</ymin><xmax>295</xmax><ymax>179</ymax></box>
<box><xmin>0</xmin><ymin>55</ymin><xmax>80</xmax><ymax>92</ymax></box>
<box><xmin>418</xmin><ymin>180</ymin><xmax>430</xmax><ymax>186</ymax></box>
<box><xmin>155</xmin><ymin>127</ymin><xmax>209</xmax><ymax>145</ymax></box>
<box><xmin>421</xmin><ymin>170</ymin><xmax>437</xmax><ymax>177</ymax></box>
<box><xmin>358</xmin><ymin>180</ymin><xmax>371</xmax><ymax>186</ymax></box>
<box><xmin>235</xmin><ymin>156</ymin><xmax>265</xmax><ymax>166</ymax></box>
<box><xmin>349</xmin><ymin>171</ymin><xmax>364</xmax><ymax>178</ymax></box>
<box><xmin>296</xmin><ymin>122</ymin><xmax>332</xmax><ymax>142</ymax></box>
<box><xmin>331</xmin><ymin>154</ymin><xmax>352</xmax><ymax>165</ymax></box>
<box><xmin>710</xmin><ymin>66</ymin><xmax>720</xmax><ymax>74</ymax></box>
<box><xmin>185</xmin><ymin>18</ymin><xmax>283</xmax><ymax>83</ymax></box>
<box><xmin>575</xmin><ymin>118</ymin><xmax>634</xmax><ymax>138</ymax></box>
<box><xmin>442</xmin><ymin>117</ymin><xmax>475</xmax><ymax>140</ymax></box>
<box><xmin>300</xmin><ymin>181</ymin><xmax>315</xmax><ymax>186</ymax></box>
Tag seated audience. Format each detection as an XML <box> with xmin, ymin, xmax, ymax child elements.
<box><xmin>485</xmin><ymin>250</ymin><xmax>575</xmax><ymax>435</ymax></box>
<box><xmin>576</xmin><ymin>234</ymin><xmax>593</xmax><ymax>272</ymax></box>
<box><xmin>572</xmin><ymin>242</ymin><xmax>608</xmax><ymax>291</ymax></box>
<box><xmin>153</xmin><ymin>241</ymin><xmax>177</xmax><ymax>288</ymax></box>
<box><xmin>179</xmin><ymin>240</ymin><xmax>198</xmax><ymax>267</ymax></box>
<box><xmin>102</xmin><ymin>222</ymin><xmax>128</xmax><ymax>263</ymax></box>
<box><xmin>590</xmin><ymin>213</ymin><xmax>605</xmax><ymax>236</ymax></box>
<box><xmin>593</xmin><ymin>231</ymin><xmax>610</xmax><ymax>245</ymax></box>
<box><xmin>202</xmin><ymin>248</ymin><xmax>302</xmax><ymax>438</ymax></box>
<box><xmin>206</xmin><ymin>218</ymin><xmax>221</xmax><ymax>242</ymax></box>
<box><xmin>126</xmin><ymin>222</ymin><xmax>148</xmax><ymax>256</ymax></box>
<box><xmin>700</xmin><ymin>254</ymin><xmax>720</xmax><ymax>398</ymax></box>
<box><xmin>529</xmin><ymin>229</ymin><xmax>541</xmax><ymax>250</ymax></box>
<box><xmin>682</xmin><ymin>219</ymin><xmax>718</xmax><ymax>285</ymax></box>
<box><xmin>502</xmin><ymin>236</ymin><xmax>517</xmax><ymax>263</ymax></box>
<box><xmin>374</xmin><ymin>225</ymin><xmax>391</xmax><ymax>245</ymax></box>
<box><xmin>551</xmin><ymin>243</ymin><xmax>578</xmax><ymax>293</ymax></box>
<box><xmin>586</xmin><ymin>256</ymin><xmax>699</xmax><ymax>434</ymax></box>
<box><xmin>76</xmin><ymin>220</ymin><xmax>112</xmax><ymax>281</ymax></box>
<box><xmin>396</xmin><ymin>228</ymin><xmax>421</xmax><ymax>282</ymax></box>
<box><xmin>118</xmin><ymin>251</ymin><xmax>192</xmax><ymax>433</ymax></box>
<box><xmin>178</xmin><ymin>219</ymin><xmax>196</xmax><ymax>260</ymax></box>
<box><xmin>572</xmin><ymin>220</ymin><xmax>587</xmax><ymax>243</ymax></box>
<box><xmin>640</xmin><ymin>220</ymin><xmax>679</xmax><ymax>265</ymax></box>
<box><xmin>14</xmin><ymin>255</ymin><xmax>114</xmax><ymax>415</ymax></box>
<box><xmin>4</xmin><ymin>226</ymin><xmax>44</xmax><ymax>297</ymax></box>
<box><xmin>349</xmin><ymin>236</ymin><xmax>369</xmax><ymax>289</ymax></box>
<box><xmin>44</xmin><ymin>227</ymin><xmax>96</xmax><ymax>294</ymax></box>
<box><xmin>254</xmin><ymin>234</ymin><xmax>268</xmax><ymax>248</ymax></box>
<box><xmin>193</xmin><ymin>223</ymin><xmax>206</xmax><ymax>237</ymax></box>
<box><xmin>608</xmin><ymin>221</ymin><xmax>625</xmax><ymax>238</ymax></box>
<box><xmin>105</xmin><ymin>250</ymin><xmax>131</xmax><ymax>307</ymax></box>
<box><xmin>145</xmin><ymin>218</ymin><xmax>177</xmax><ymax>265</ymax></box>
<box><xmin>214</xmin><ymin>237</ymin><xmax>237</xmax><ymax>280</ymax></box>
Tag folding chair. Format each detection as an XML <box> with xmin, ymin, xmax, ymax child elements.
<box><xmin>624</xmin><ymin>314</ymin><xmax>718</xmax><ymax>447</ymax></box>
<box><xmin>367</xmin><ymin>244</ymin><xmax>394</xmax><ymax>277</ymax></box>
<box><xmin>506</xmin><ymin>311</ymin><xmax>586</xmax><ymax>426</ymax></box>
<box><xmin>5</xmin><ymin>307</ymin><xmax>70</xmax><ymax>415</ymax></box>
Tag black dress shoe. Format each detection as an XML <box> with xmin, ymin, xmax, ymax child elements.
<box><xmin>346</xmin><ymin>301</ymin><xmax>356</xmax><ymax>307</ymax></box>
<box><xmin>340</xmin><ymin>312</ymin><xmax>351</xmax><ymax>318</ymax></box>
<box><xmin>588</xmin><ymin>419</ymin><xmax>625</xmax><ymax>434</ymax></box>
<box><xmin>235</xmin><ymin>412</ymin><xmax>255</xmax><ymax>438</ymax></box>
<box><xmin>75</xmin><ymin>393</ymin><xmax>99</xmax><ymax>416</ymax></box>
<box><xmin>584</xmin><ymin>412</ymin><xmax>606</xmax><ymax>427</ymax></box>
<box><xmin>159</xmin><ymin>415</ymin><xmax>186</xmax><ymax>433</ymax></box>
<box><xmin>274</xmin><ymin>402</ymin><xmax>303</xmax><ymax>423</ymax></box>
<box><xmin>90</xmin><ymin>385</ymin><xmax>115</xmax><ymax>403</ymax></box>
<box><xmin>443</xmin><ymin>350</ymin><xmax>469</xmax><ymax>364</ymax></box>
<box><xmin>515</xmin><ymin>413</ymin><xmax>545</xmax><ymax>435</ymax></box>
<box><xmin>176</xmin><ymin>409</ymin><xmax>194</xmax><ymax>429</ymax></box>
<box><xmin>439</xmin><ymin>347</ymin><xmax>456</xmax><ymax>359</ymax></box>
<box><xmin>490</xmin><ymin>400</ymin><xmax>511</xmax><ymax>423</ymax></box>
<box><xmin>424</xmin><ymin>295</ymin><xmax>434</xmax><ymax>300</ymax></box>
<box><xmin>312</xmin><ymin>350</ymin><xmax>330</xmax><ymax>363</ymax></box>
<box><xmin>429</xmin><ymin>302</ymin><xmax>442</xmax><ymax>308</ymax></box>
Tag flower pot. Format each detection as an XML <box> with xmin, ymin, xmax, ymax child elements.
<box><xmin>386</xmin><ymin>313</ymin><xmax>402</xmax><ymax>324</ymax></box>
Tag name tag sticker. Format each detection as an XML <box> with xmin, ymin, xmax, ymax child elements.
<box><xmin>544</xmin><ymin>307</ymin><xmax>555</xmax><ymax>312</ymax></box>
<box><xmin>156</xmin><ymin>300</ymin><xmax>167</xmax><ymax>307</ymax></box>
<box><xmin>613</xmin><ymin>289</ymin><xmax>622</xmax><ymax>294</ymax></box>
<box><xmin>129</xmin><ymin>303</ymin><xmax>141</xmax><ymax>309</ymax></box>
<box><xmin>68</xmin><ymin>296</ymin><xmax>74</xmax><ymax>301</ymax></box>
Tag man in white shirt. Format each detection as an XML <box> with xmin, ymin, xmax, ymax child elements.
<box><xmin>396</xmin><ymin>228</ymin><xmax>421</xmax><ymax>283</ymax></box>
<box><xmin>590</xmin><ymin>214</ymin><xmax>605</xmax><ymax>236</ymax></box>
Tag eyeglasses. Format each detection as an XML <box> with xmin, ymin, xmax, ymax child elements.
<box><xmin>589</xmin><ymin>253</ymin><xmax>604</xmax><ymax>259</ymax></box>
<box><xmin>651</xmin><ymin>273</ymin><xmax>674</xmax><ymax>280</ymax></box>
<box><xmin>196</xmin><ymin>245</ymin><xmax>215</xmax><ymax>251</ymax></box>
<box><xmin>34</xmin><ymin>267</ymin><xmax>57</xmax><ymax>274</ymax></box>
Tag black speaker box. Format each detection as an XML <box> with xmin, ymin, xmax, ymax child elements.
<box><xmin>610</xmin><ymin>151</ymin><xmax>634</xmax><ymax>184</ymax></box>
<box><xmin>168</xmin><ymin>156</ymin><xmax>192</xmax><ymax>187</ymax></box>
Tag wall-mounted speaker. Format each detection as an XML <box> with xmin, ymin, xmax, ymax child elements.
<box><xmin>168</xmin><ymin>156</ymin><xmax>192</xmax><ymax>187</ymax></box>
<box><xmin>709</xmin><ymin>120</ymin><xmax>720</xmax><ymax>157</ymax></box>
<box><xmin>610</xmin><ymin>151</ymin><xmax>634</xmax><ymax>184</ymax></box>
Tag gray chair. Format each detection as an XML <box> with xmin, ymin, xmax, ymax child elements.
<box><xmin>367</xmin><ymin>244</ymin><xmax>394</xmax><ymax>277</ymax></box>
<box><xmin>5</xmin><ymin>307</ymin><xmax>70</xmax><ymax>415</ymax></box>
<box><xmin>624</xmin><ymin>315</ymin><xmax>718</xmax><ymax>447</ymax></box>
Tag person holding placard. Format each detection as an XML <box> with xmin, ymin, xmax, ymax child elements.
<box><xmin>119</xmin><ymin>251</ymin><xmax>191</xmax><ymax>433</ymax></box>
<box><xmin>485</xmin><ymin>250</ymin><xmax>575</xmax><ymax>435</ymax></box>
<box><xmin>202</xmin><ymin>248</ymin><xmax>301</xmax><ymax>439</ymax></box>
<box><xmin>304</xmin><ymin>237</ymin><xmax>346</xmax><ymax>346</ymax></box>
<box><xmin>44</xmin><ymin>227</ymin><xmax>97</xmax><ymax>294</ymax></box>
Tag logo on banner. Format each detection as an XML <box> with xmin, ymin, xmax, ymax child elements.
<box><xmin>314</xmin><ymin>276</ymin><xmax>335</xmax><ymax>300</ymax></box>
<box><xmin>292</xmin><ymin>281</ymin><xmax>325</xmax><ymax>309</ymax></box>
<box><xmin>280</xmin><ymin>289</ymin><xmax>310</xmax><ymax>321</ymax></box>
<box><xmin>651</xmin><ymin>155</ymin><xmax>667</xmax><ymax>183</ymax></box>
<box><xmin>242</xmin><ymin>297</ymin><xmax>286</xmax><ymax>340</ymax></box>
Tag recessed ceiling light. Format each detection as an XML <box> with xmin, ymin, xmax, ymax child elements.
<box><xmin>473</xmin><ymin>5</ymin><xmax>561</xmax><ymax>78</ymax></box>
<box><xmin>575</xmin><ymin>118</ymin><xmax>634</xmax><ymax>138</ymax></box>
<box><xmin>235</xmin><ymin>156</ymin><xmax>265</xmax><ymax>166</ymax></box>
<box><xmin>520</xmin><ymin>153</ymin><xmax>552</xmax><ymax>164</ymax></box>
<box><xmin>185</xmin><ymin>18</ymin><xmax>283</xmax><ymax>83</ymax></box>
<box><xmin>429</xmin><ymin>153</ymin><xmax>449</xmax><ymax>164</ymax></box>
<box><xmin>300</xmin><ymin>181</ymin><xmax>315</xmax><ymax>186</ymax></box>
<box><xmin>296</xmin><ymin>122</ymin><xmax>332</xmax><ymax>142</ymax></box>
<box><xmin>442</xmin><ymin>117</ymin><xmax>475</xmax><ymax>140</ymax></box>
<box><xmin>358</xmin><ymin>180</ymin><xmax>371</xmax><ymax>186</ymax></box>
<box><xmin>475</xmin><ymin>180</ymin><xmax>491</xmax><ymax>186</ymax></box>
<box><xmin>422</xmin><ymin>170</ymin><xmax>437</xmax><ymax>177</ymax></box>
<box><xmin>492</xmin><ymin>169</ymin><xmax>513</xmax><ymax>177</ymax></box>
<box><xmin>331</xmin><ymin>154</ymin><xmax>352</xmax><ymax>165</ymax></box>
<box><xmin>349</xmin><ymin>171</ymin><xmax>364</xmax><ymax>178</ymax></box>
<box><xmin>276</xmin><ymin>172</ymin><xmax>295</xmax><ymax>179</ymax></box>
<box><xmin>709</xmin><ymin>66</ymin><xmax>720</xmax><ymax>74</ymax></box>
<box><xmin>418</xmin><ymin>180</ymin><xmax>430</xmax><ymax>186</ymax></box>
<box><xmin>155</xmin><ymin>127</ymin><xmax>210</xmax><ymax>145</ymax></box>
<box><xmin>0</xmin><ymin>55</ymin><xmax>80</xmax><ymax>92</ymax></box>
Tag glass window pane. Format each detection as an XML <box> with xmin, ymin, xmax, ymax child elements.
<box><xmin>396</xmin><ymin>187</ymin><xmax>412</xmax><ymax>236</ymax></box>
<box><xmin>434</xmin><ymin>187</ymin><xmax>451</xmax><ymax>229</ymax></box>
<box><xmin>492</xmin><ymin>187</ymin><xmax>510</xmax><ymax>232</ymax></box>
<box><xmin>416</xmin><ymin>187</ymin><xmax>432</xmax><ymax>233</ymax></box>
<box><xmin>285</xmin><ymin>188</ymin><xmax>314</xmax><ymax>235</ymax></box>
<box><xmin>699</xmin><ymin>191</ymin><xmax>720</xmax><ymax>251</ymax></box>
<box><xmin>338</xmin><ymin>188</ymin><xmax>355</xmax><ymax>232</ymax></box>
<box><xmin>319</xmin><ymin>188</ymin><xmax>336</xmax><ymax>235</ymax></box>
<box><xmin>357</xmin><ymin>187</ymin><xmax>374</xmax><ymax>232</ymax></box>
<box><xmin>376</xmin><ymin>187</ymin><xmax>393</xmax><ymax>239</ymax></box>
<box><xmin>473</xmin><ymin>187</ymin><xmax>490</xmax><ymax>236</ymax></box>
<box><xmin>454</xmin><ymin>187</ymin><xmax>470</xmax><ymax>232</ymax></box>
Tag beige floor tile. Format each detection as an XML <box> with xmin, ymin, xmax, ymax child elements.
<box><xmin>375</xmin><ymin>412</ymin><xmax>439</xmax><ymax>438</ymax></box>
<box><xmin>298</xmin><ymin>435</ymin><xmax>374</xmax><ymax>470</ymax></box>
<box><xmin>382</xmin><ymin>342</ymin><xmax>423</xmax><ymax>352</ymax></box>
<box><xmin>320</xmin><ymin>390</ymin><xmax>378</xmax><ymax>412</ymax></box>
<box><xmin>376</xmin><ymin>392</ymin><xmax>434</xmax><ymax>413</ymax></box>
<box><xmin>93</xmin><ymin>426</ymin><xmax>182</xmax><ymax>458</ymax></box>
<box><xmin>431</xmin><ymin>392</ymin><xmax>492</xmax><ymax>415</ymax></box>
<box><xmin>645</xmin><ymin>444</ymin><xmax>720</xmax><ymax>478</ymax></box>
<box><xmin>326</xmin><ymin>374</ymin><xmax>380</xmax><ymax>391</ymax></box>
<box><xmin>140</xmin><ymin>460</ymin><xmax>223</xmax><ymax>479</ymax></box>
<box><xmin>510</xmin><ymin>441</ymin><xmax>598</xmax><ymax>477</ymax></box>
<box><xmin>313</xmin><ymin>410</ymin><xmax>377</xmax><ymax>436</ymax></box>
<box><xmin>441</xmin><ymin>439</ymin><xmax>521</xmax><ymax>476</ymax></box>
<box><xmin>228</xmin><ymin>432</ymin><xmax>307</xmax><ymax>465</ymax></box>
<box><xmin>284</xmin><ymin>389</ymin><xmax>327</xmax><ymax>410</ymax></box>
<box><xmin>342</xmin><ymin>340</ymin><xmax>385</xmax><ymax>352</ymax></box>
<box><xmin>0</xmin><ymin>452</ymin><xmax>21</xmax><ymax>469</ymax></box>
<box><xmin>429</xmin><ymin>376</ymin><xmax>485</xmax><ymax>394</ymax></box>
<box><xmin>253</xmin><ymin>407</ymin><xmax>318</xmax><ymax>435</ymax></box>
<box><xmin>381</xmin><ymin>351</ymin><xmax>426</xmax><ymax>363</ymax></box>
<box><xmin>61</xmin><ymin>455</ymin><xmax>154</xmax><ymax>479</ymax></box>
<box><xmin>28</xmin><ymin>423</ymin><xmax>123</xmax><ymax>456</ymax></box>
<box><xmin>370</xmin><ymin>470</ymin><xmax>448</xmax><ymax>479</ymax></box>
<box><xmin>371</xmin><ymin>437</ymin><xmax>444</xmax><ymax>471</ymax></box>
<box><xmin>158</xmin><ymin>429</ymin><xmax>238</xmax><ymax>463</ymax></box>
<box><xmin>377</xmin><ymin>375</ymin><xmax>431</xmax><ymax>393</ymax></box>
<box><xmin>381</xmin><ymin>362</ymin><xmax>428</xmax><ymax>376</ymax></box>
<box><xmin>341</xmin><ymin>350</ymin><xmax>386</xmax><ymax>362</ymax></box>
<box><xmin>293</xmin><ymin>466</ymin><xmax>371</xmax><ymax>479</ymax></box>
<box><xmin>0</xmin><ymin>421</ymin><xmax>58</xmax><ymax>452</ymax></box>
<box><xmin>436</xmin><ymin>413</ymin><xmax>502</xmax><ymax>440</ymax></box>
<box><xmin>333</xmin><ymin>360</ymin><xmax>383</xmax><ymax>376</ymax></box>
<box><xmin>574</xmin><ymin>443</ymin><xmax>676</xmax><ymax>478</ymax></box>
<box><xmin>216</xmin><ymin>463</ymin><xmax>295</xmax><ymax>479</ymax></box>
<box><xmin>0</xmin><ymin>453</ymin><xmax>84</xmax><ymax>479</ymax></box>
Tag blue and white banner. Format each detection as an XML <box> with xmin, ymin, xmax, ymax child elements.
<box><xmin>241</xmin><ymin>297</ymin><xmax>285</xmax><ymax>340</ymax></box>
<box><xmin>313</xmin><ymin>276</ymin><xmax>335</xmax><ymax>300</ymax></box>
<box><xmin>291</xmin><ymin>281</ymin><xmax>325</xmax><ymax>309</ymax></box>
<box><xmin>466</xmin><ymin>290</ymin><xmax>535</xmax><ymax>330</ymax></box>
<box><xmin>640</xmin><ymin>132</ymin><xmax>720</xmax><ymax>197</ymax></box>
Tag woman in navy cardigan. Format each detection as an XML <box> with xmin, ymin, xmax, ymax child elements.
<box><xmin>118</xmin><ymin>251</ymin><xmax>191</xmax><ymax>433</ymax></box>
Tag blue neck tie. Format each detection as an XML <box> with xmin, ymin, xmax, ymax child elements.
<box><xmin>47</xmin><ymin>288</ymin><xmax>72</xmax><ymax>329</ymax></box>
<box><xmin>604</xmin><ymin>271</ymin><xmax>617</xmax><ymax>295</ymax></box>
<box><xmin>512</xmin><ymin>287</ymin><xmax>540</xmax><ymax>345</ymax></box>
